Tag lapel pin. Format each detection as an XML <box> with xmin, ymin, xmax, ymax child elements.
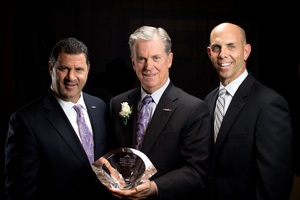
<box><xmin>163</xmin><ymin>108</ymin><xmax>171</xmax><ymax>112</ymax></box>
<box><xmin>91</xmin><ymin>106</ymin><xmax>96</xmax><ymax>109</ymax></box>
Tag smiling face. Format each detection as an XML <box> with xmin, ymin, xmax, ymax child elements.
<box><xmin>49</xmin><ymin>52</ymin><xmax>90</xmax><ymax>103</ymax></box>
<box><xmin>207</xmin><ymin>23</ymin><xmax>251</xmax><ymax>86</ymax></box>
<box><xmin>131</xmin><ymin>35</ymin><xmax>173</xmax><ymax>94</ymax></box>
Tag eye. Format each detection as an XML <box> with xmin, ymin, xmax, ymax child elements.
<box><xmin>211</xmin><ymin>45</ymin><xmax>221</xmax><ymax>52</ymax></box>
<box><xmin>153</xmin><ymin>56</ymin><xmax>160</xmax><ymax>62</ymax></box>
<box><xmin>137</xmin><ymin>57</ymin><xmax>146</xmax><ymax>63</ymax></box>
<box><xmin>58</xmin><ymin>66</ymin><xmax>68</xmax><ymax>71</ymax></box>
<box><xmin>75</xmin><ymin>67</ymin><xmax>84</xmax><ymax>72</ymax></box>
<box><xmin>227</xmin><ymin>43</ymin><xmax>236</xmax><ymax>50</ymax></box>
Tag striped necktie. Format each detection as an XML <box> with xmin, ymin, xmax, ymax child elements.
<box><xmin>214</xmin><ymin>88</ymin><xmax>226</xmax><ymax>142</ymax></box>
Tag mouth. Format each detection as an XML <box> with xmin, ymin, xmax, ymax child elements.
<box><xmin>143</xmin><ymin>73</ymin><xmax>156</xmax><ymax>77</ymax></box>
<box><xmin>64</xmin><ymin>82</ymin><xmax>77</xmax><ymax>89</ymax></box>
<box><xmin>219</xmin><ymin>62</ymin><xmax>231</xmax><ymax>67</ymax></box>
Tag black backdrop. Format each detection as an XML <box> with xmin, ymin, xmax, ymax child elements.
<box><xmin>1</xmin><ymin>0</ymin><xmax>300</xmax><ymax>199</ymax></box>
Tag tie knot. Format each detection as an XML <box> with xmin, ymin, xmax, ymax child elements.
<box><xmin>74</xmin><ymin>104</ymin><xmax>83</xmax><ymax>113</ymax></box>
<box><xmin>142</xmin><ymin>95</ymin><xmax>153</xmax><ymax>105</ymax></box>
<box><xmin>219</xmin><ymin>88</ymin><xmax>227</xmax><ymax>97</ymax></box>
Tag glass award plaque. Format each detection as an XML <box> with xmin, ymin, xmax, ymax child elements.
<box><xmin>92</xmin><ymin>148</ymin><xmax>157</xmax><ymax>190</ymax></box>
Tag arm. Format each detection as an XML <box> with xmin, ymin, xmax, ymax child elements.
<box><xmin>5</xmin><ymin>112</ymin><xmax>40</xmax><ymax>199</ymax></box>
<box><xmin>153</xmin><ymin>100</ymin><xmax>211</xmax><ymax>199</ymax></box>
<box><xmin>256</xmin><ymin>95</ymin><xmax>294</xmax><ymax>199</ymax></box>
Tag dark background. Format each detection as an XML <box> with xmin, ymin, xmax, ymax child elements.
<box><xmin>1</xmin><ymin>0</ymin><xmax>299</xmax><ymax>199</ymax></box>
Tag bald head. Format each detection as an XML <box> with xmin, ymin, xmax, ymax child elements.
<box><xmin>207</xmin><ymin>22</ymin><xmax>251</xmax><ymax>86</ymax></box>
<box><xmin>209</xmin><ymin>22</ymin><xmax>247</xmax><ymax>46</ymax></box>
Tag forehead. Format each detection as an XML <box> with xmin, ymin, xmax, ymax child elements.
<box><xmin>57</xmin><ymin>53</ymin><xmax>87</xmax><ymax>66</ymax></box>
<box><xmin>210</xmin><ymin>25</ymin><xmax>243</xmax><ymax>45</ymax></box>
<box><xmin>135</xmin><ymin>39</ymin><xmax>164</xmax><ymax>53</ymax></box>
<box><xmin>211</xmin><ymin>31</ymin><xmax>239</xmax><ymax>44</ymax></box>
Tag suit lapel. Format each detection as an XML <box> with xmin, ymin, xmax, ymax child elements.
<box><xmin>142</xmin><ymin>84</ymin><xmax>177</xmax><ymax>154</ymax></box>
<box><xmin>214</xmin><ymin>74</ymin><xmax>255</xmax><ymax>155</ymax></box>
<box><xmin>83</xmin><ymin>94</ymin><xmax>103</xmax><ymax>160</ymax></box>
<box><xmin>44</xmin><ymin>92</ymin><xmax>91</xmax><ymax>167</ymax></box>
<box><xmin>125</xmin><ymin>89</ymin><xmax>140</xmax><ymax>147</ymax></box>
<box><xmin>84</xmin><ymin>96</ymin><xmax>98</xmax><ymax>134</ymax></box>
<box><xmin>214</xmin><ymin>92</ymin><xmax>245</xmax><ymax>150</ymax></box>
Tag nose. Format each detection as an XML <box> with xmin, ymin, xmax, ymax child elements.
<box><xmin>67</xmin><ymin>69</ymin><xmax>76</xmax><ymax>80</ymax></box>
<box><xmin>144</xmin><ymin>60</ymin><xmax>154</xmax><ymax>70</ymax></box>
<box><xmin>218</xmin><ymin>48</ymin><xmax>228</xmax><ymax>58</ymax></box>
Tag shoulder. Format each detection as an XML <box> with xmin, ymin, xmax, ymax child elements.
<box><xmin>14</xmin><ymin>91</ymin><xmax>51</xmax><ymax>114</ymax></box>
<box><xmin>9</xmin><ymin>91</ymin><xmax>55</xmax><ymax>124</ymax></box>
<box><xmin>167</xmin><ymin>84</ymin><xmax>204</xmax><ymax>103</ymax></box>
<box><xmin>82</xmin><ymin>92</ymin><xmax>107</xmax><ymax>108</ymax></box>
<box><xmin>176</xmin><ymin>87</ymin><xmax>202</xmax><ymax>101</ymax></box>
<box><xmin>110</xmin><ymin>88</ymin><xmax>139</xmax><ymax>104</ymax></box>
<box><xmin>238</xmin><ymin>73</ymin><xmax>287</xmax><ymax>104</ymax></box>
<box><xmin>236</xmin><ymin>78</ymin><xmax>290</xmax><ymax>113</ymax></box>
<box><xmin>167</xmin><ymin>86</ymin><xmax>209</xmax><ymax>113</ymax></box>
<box><xmin>252</xmin><ymin>81</ymin><xmax>287</xmax><ymax>102</ymax></box>
<box><xmin>204</xmin><ymin>88</ymin><xmax>218</xmax><ymax>101</ymax></box>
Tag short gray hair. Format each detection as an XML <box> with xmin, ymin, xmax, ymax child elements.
<box><xmin>128</xmin><ymin>26</ymin><xmax>172</xmax><ymax>57</ymax></box>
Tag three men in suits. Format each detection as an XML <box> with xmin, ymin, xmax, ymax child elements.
<box><xmin>108</xmin><ymin>26</ymin><xmax>211</xmax><ymax>199</ymax></box>
<box><xmin>204</xmin><ymin>22</ymin><xmax>294</xmax><ymax>200</ymax></box>
<box><xmin>5</xmin><ymin>38</ymin><xmax>112</xmax><ymax>199</ymax></box>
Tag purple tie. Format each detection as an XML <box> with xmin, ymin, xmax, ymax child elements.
<box><xmin>136</xmin><ymin>95</ymin><xmax>153</xmax><ymax>150</ymax></box>
<box><xmin>74</xmin><ymin>104</ymin><xmax>94</xmax><ymax>164</ymax></box>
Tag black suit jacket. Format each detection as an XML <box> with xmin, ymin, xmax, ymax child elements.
<box><xmin>109</xmin><ymin>82</ymin><xmax>211</xmax><ymax>200</ymax></box>
<box><xmin>5</xmin><ymin>89</ymin><xmax>112</xmax><ymax>199</ymax></box>
<box><xmin>204</xmin><ymin>73</ymin><xmax>294</xmax><ymax>200</ymax></box>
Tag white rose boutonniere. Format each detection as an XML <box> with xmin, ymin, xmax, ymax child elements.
<box><xmin>119</xmin><ymin>102</ymin><xmax>133</xmax><ymax>125</ymax></box>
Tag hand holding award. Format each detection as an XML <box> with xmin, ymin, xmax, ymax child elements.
<box><xmin>92</xmin><ymin>148</ymin><xmax>157</xmax><ymax>190</ymax></box>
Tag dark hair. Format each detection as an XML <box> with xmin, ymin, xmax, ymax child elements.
<box><xmin>49</xmin><ymin>37</ymin><xmax>89</xmax><ymax>67</ymax></box>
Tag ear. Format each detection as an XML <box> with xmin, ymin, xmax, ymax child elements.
<box><xmin>167</xmin><ymin>52</ymin><xmax>173</xmax><ymax>68</ymax></box>
<box><xmin>131</xmin><ymin>58</ymin><xmax>136</xmax><ymax>71</ymax></box>
<box><xmin>207</xmin><ymin>46</ymin><xmax>212</xmax><ymax>57</ymax></box>
<box><xmin>244</xmin><ymin>44</ymin><xmax>251</xmax><ymax>61</ymax></box>
<box><xmin>48</xmin><ymin>61</ymin><xmax>53</xmax><ymax>75</ymax></box>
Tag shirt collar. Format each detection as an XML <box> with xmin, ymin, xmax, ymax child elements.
<box><xmin>55</xmin><ymin>92</ymin><xmax>87</xmax><ymax>111</ymax></box>
<box><xmin>140</xmin><ymin>78</ymin><xmax>170</xmax><ymax>104</ymax></box>
<box><xmin>220</xmin><ymin>70</ymin><xmax>248</xmax><ymax>97</ymax></box>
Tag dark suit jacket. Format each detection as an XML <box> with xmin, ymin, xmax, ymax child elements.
<box><xmin>109</xmin><ymin>82</ymin><xmax>211</xmax><ymax>200</ymax></box>
<box><xmin>204</xmin><ymin>73</ymin><xmax>294</xmax><ymax>200</ymax></box>
<box><xmin>5</xmin><ymin>89</ymin><xmax>112</xmax><ymax>200</ymax></box>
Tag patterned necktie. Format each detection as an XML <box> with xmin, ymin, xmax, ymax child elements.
<box><xmin>136</xmin><ymin>95</ymin><xmax>153</xmax><ymax>150</ymax></box>
<box><xmin>73</xmin><ymin>104</ymin><xmax>94</xmax><ymax>164</ymax></box>
<box><xmin>214</xmin><ymin>88</ymin><xmax>227</xmax><ymax>143</ymax></box>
